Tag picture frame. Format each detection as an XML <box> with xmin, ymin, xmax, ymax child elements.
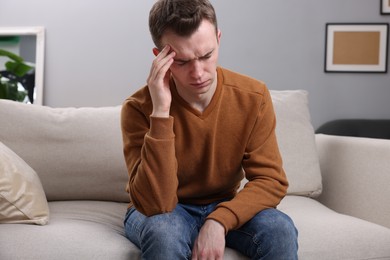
<box><xmin>381</xmin><ymin>0</ymin><xmax>390</xmax><ymax>14</ymax></box>
<box><xmin>0</xmin><ymin>27</ymin><xmax>45</xmax><ymax>104</ymax></box>
<box><xmin>325</xmin><ymin>23</ymin><xmax>389</xmax><ymax>73</ymax></box>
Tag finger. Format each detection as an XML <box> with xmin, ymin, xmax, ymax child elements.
<box><xmin>191</xmin><ymin>241</ymin><xmax>198</xmax><ymax>260</ymax></box>
<box><xmin>148</xmin><ymin>55</ymin><xmax>174</xmax><ymax>84</ymax></box>
<box><xmin>148</xmin><ymin>51</ymin><xmax>175</xmax><ymax>82</ymax></box>
<box><xmin>154</xmin><ymin>45</ymin><xmax>172</xmax><ymax>62</ymax></box>
<box><xmin>149</xmin><ymin>46</ymin><xmax>172</xmax><ymax>73</ymax></box>
<box><xmin>148</xmin><ymin>46</ymin><xmax>169</xmax><ymax>78</ymax></box>
<box><xmin>156</xmin><ymin>46</ymin><xmax>175</xmax><ymax>65</ymax></box>
<box><xmin>191</xmin><ymin>250</ymin><xmax>197</xmax><ymax>260</ymax></box>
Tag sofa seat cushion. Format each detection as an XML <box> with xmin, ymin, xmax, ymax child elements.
<box><xmin>0</xmin><ymin>200</ymin><xmax>248</xmax><ymax>260</ymax></box>
<box><xmin>0</xmin><ymin>201</ymin><xmax>138</xmax><ymax>260</ymax></box>
<box><xmin>1</xmin><ymin>198</ymin><xmax>389</xmax><ymax>259</ymax></box>
<box><xmin>278</xmin><ymin>196</ymin><xmax>390</xmax><ymax>259</ymax></box>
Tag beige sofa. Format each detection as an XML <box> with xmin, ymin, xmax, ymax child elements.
<box><xmin>1</xmin><ymin>90</ymin><xmax>390</xmax><ymax>259</ymax></box>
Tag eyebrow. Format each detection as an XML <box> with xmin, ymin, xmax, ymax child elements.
<box><xmin>174</xmin><ymin>49</ymin><xmax>214</xmax><ymax>63</ymax></box>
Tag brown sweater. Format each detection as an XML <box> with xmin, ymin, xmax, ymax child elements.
<box><xmin>121</xmin><ymin>67</ymin><xmax>288</xmax><ymax>233</ymax></box>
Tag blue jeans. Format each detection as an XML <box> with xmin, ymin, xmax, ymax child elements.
<box><xmin>124</xmin><ymin>201</ymin><xmax>298</xmax><ymax>260</ymax></box>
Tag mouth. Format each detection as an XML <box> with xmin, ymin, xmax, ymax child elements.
<box><xmin>190</xmin><ymin>79</ymin><xmax>210</xmax><ymax>89</ymax></box>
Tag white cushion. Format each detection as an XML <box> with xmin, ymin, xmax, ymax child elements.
<box><xmin>271</xmin><ymin>90</ymin><xmax>322</xmax><ymax>197</ymax></box>
<box><xmin>0</xmin><ymin>142</ymin><xmax>49</xmax><ymax>225</ymax></box>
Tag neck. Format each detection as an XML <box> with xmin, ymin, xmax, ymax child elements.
<box><xmin>176</xmin><ymin>73</ymin><xmax>218</xmax><ymax>113</ymax></box>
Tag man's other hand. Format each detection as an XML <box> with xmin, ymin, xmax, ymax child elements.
<box><xmin>192</xmin><ymin>219</ymin><xmax>225</xmax><ymax>260</ymax></box>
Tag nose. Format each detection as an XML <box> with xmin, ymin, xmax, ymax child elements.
<box><xmin>190</xmin><ymin>59</ymin><xmax>203</xmax><ymax>79</ymax></box>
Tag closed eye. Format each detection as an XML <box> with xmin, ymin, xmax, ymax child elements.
<box><xmin>200</xmin><ymin>54</ymin><xmax>212</xmax><ymax>60</ymax></box>
<box><xmin>173</xmin><ymin>50</ymin><xmax>214</xmax><ymax>66</ymax></box>
<box><xmin>174</xmin><ymin>59</ymin><xmax>189</xmax><ymax>66</ymax></box>
<box><xmin>200</xmin><ymin>50</ymin><xmax>213</xmax><ymax>60</ymax></box>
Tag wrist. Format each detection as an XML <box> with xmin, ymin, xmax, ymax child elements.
<box><xmin>205</xmin><ymin>219</ymin><xmax>225</xmax><ymax>234</ymax></box>
<box><xmin>151</xmin><ymin>110</ymin><xmax>170</xmax><ymax>118</ymax></box>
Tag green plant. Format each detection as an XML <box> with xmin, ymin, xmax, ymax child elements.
<box><xmin>0</xmin><ymin>49</ymin><xmax>34</xmax><ymax>102</ymax></box>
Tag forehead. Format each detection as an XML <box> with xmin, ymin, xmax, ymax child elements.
<box><xmin>161</xmin><ymin>20</ymin><xmax>218</xmax><ymax>58</ymax></box>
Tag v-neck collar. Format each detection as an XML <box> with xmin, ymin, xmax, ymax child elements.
<box><xmin>170</xmin><ymin>67</ymin><xmax>223</xmax><ymax>119</ymax></box>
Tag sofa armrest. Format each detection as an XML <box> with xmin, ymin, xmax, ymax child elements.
<box><xmin>315</xmin><ymin>134</ymin><xmax>390</xmax><ymax>229</ymax></box>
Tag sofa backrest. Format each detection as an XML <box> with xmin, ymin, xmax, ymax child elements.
<box><xmin>0</xmin><ymin>100</ymin><xmax>129</xmax><ymax>202</ymax></box>
<box><xmin>0</xmin><ymin>90</ymin><xmax>322</xmax><ymax>202</ymax></box>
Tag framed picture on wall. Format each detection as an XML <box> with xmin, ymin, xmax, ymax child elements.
<box><xmin>325</xmin><ymin>23</ymin><xmax>389</xmax><ymax>73</ymax></box>
<box><xmin>381</xmin><ymin>0</ymin><xmax>390</xmax><ymax>14</ymax></box>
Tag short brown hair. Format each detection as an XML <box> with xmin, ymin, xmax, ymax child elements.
<box><xmin>149</xmin><ymin>0</ymin><xmax>218</xmax><ymax>49</ymax></box>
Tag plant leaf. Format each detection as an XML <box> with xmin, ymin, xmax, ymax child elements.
<box><xmin>5</xmin><ymin>61</ymin><xmax>33</xmax><ymax>77</ymax></box>
<box><xmin>0</xmin><ymin>49</ymin><xmax>24</xmax><ymax>62</ymax></box>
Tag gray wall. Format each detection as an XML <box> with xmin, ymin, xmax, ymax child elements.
<box><xmin>0</xmin><ymin>0</ymin><xmax>389</xmax><ymax>128</ymax></box>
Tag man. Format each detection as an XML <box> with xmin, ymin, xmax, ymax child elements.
<box><xmin>121</xmin><ymin>0</ymin><xmax>298</xmax><ymax>259</ymax></box>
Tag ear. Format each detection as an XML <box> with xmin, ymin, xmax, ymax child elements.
<box><xmin>217</xmin><ymin>30</ymin><xmax>222</xmax><ymax>45</ymax></box>
<box><xmin>152</xmin><ymin>48</ymin><xmax>160</xmax><ymax>56</ymax></box>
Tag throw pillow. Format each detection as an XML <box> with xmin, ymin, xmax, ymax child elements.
<box><xmin>0</xmin><ymin>142</ymin><xmax>49</xmax><ymax>225</ymax></box>
<box><xmin>270</xmin><ymin>90</ymin><xmax>322</xmax><ymax>197</ymax></box>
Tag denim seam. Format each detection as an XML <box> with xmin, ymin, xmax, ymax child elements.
<box><xmin>230</xmin><ymin>229</ymin><xmax>263</xmax><ymax>258</ymax></box>
<box><xmin>125</xmin><ymin>209</ymin><xmax>143</xmax><ymax>247</ymax></box>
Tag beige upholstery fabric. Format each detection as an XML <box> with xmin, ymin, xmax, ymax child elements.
<box><xmin>0</xmin><ymin>201</ymin><xmax>137</xmax><ymax>260</ymax></box>
<box><xmin>0</xmin><ymin>100</ymin><xmax>129</xmax><ymax>202</ymax></box>
<box><xmin>316</xmin><ymin>134</ymin><xmax>390</xmax><ymax>229</ymax></box>
<box><xmin>279</xmin><ymin>196</ymin><xmax>390</xmax><ymax>259</ymax></box>
<box><xmin>0</xmin><ymin>142</ymin><xmax>49</xmax><ymax>225</ymax></box>
<box><xmin>271</xmin><ymin>90</ymin><xmax>322</xmax><ymax>197</ymax></box>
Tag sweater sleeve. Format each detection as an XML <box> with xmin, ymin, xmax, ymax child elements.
<box><xmin>121</xmin><ymin>98</ymin><xmax>178</xmax><ymax>216</ymax></box>
<box><xmin>206</xmin><ymin>87</ymin><xmax>288</xmax><ymax>233</ymax></box>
